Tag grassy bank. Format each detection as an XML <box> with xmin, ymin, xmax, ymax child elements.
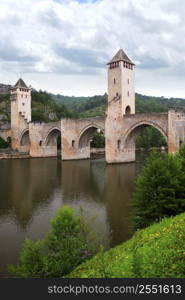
<box><xmin>67</xmin><ymin>212</ymin><xmax>185</xmax><ymax>278</ymax></box>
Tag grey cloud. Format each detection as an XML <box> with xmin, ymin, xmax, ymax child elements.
<box><xmin>54</xmin><ymin>46</ymin><xmax>105</xmax><ymax>68</ymax></box>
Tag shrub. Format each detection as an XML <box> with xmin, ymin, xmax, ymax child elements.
<box><xmin>8</xmin><ymin>206</ymin><xmax>90</xmax><ymax>277</ymax></box>
<box><xmin>132</xmin><ymin>150</ymin><xmax>185</xmax><ymax>229</ymax></box>
<box><xmin>68</xmin><ymin>213</ymin><xmax>185</xmax><ymax>278</ymax></box>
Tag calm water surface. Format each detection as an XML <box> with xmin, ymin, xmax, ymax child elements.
<box><xmin>0</xmin><ymin>156</ymin><xmax>143</xmax><ymax>276</ymax></box>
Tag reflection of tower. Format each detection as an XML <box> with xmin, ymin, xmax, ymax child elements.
<box><xmin>107</xmin><ymin>49</ymin><xmax>135</xmax><ymax>116</ymax></box>
<box><xmin>105</xmin><ymin>163</ymin><xmax>136</xmax><ymax>246</ymax></box>
<box><xmin>10</xmin><ymin>79</ymin><xmax>31</xmax><ymax>149</ymax></box>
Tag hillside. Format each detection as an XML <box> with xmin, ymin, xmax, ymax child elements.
<box><xmin>67</xmin><ymin>212</ymin><xmax>185</xmax><ymax>278</ymax></box>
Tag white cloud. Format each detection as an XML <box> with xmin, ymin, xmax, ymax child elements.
<box><xmin>0</xmin><ymin>0</ymin><xmax>185</xmax><ymax>97</ymax></box>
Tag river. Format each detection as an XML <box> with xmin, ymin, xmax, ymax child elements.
<box><xmin>0</xmin><ymin>155</ymin><xmax>144</xmax><ymax>277</ymax></box>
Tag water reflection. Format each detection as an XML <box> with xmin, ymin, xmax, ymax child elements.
<box><xmin>0</xmin><ymin>157</ymin><xmax>141</xmax><ymax>276</ymax></box>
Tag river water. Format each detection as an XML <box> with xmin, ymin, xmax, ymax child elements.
<box><xmin>0</xmin><ymin>155</ymin><xmax>144</xmax><ymax>276</ymax></box>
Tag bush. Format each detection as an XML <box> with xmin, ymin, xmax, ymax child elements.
<box><xmin>68</xmin><ymin>213</ymin><xmax>185</xmax><ymax>278</ymax></box>
<box><xmin>132</xmin><ymin>150</ymin><xmax>185</xmax><ymax>229</ymax></box>
<box><xmin>91</xmin><ymin>131</ymin><xmax>105</xmax><ymax>148</ymax></box>
<box><xmin>8</xmin><ymin>206</ymin><xmax>91</xmax><ymax>277</ymax></box>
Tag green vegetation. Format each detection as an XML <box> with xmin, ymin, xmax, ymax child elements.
<box><xmin>132</xmin><ymin>150</ymin><xmax>185</xmax><ymax>229</ymax></box>
<box><xmin>0</xmin><ymin>93</ymin><xmax>10</xmax><ymax>123</ymax></box>
<box><xmin>0</xmin><ymin>137</ymin><xmax>9</xmax><ymax>148</ymax></box>
<box><xmin>135</xmin><ymin>127</ymin><xmax>166</xmax><ymax>149</ymax></box>
<box><xmin>8</xmin><ymin>206</ymin><xmax>92</xmax><ymax>277</ymax></box>
<box><xmin>67</xmin><ymin>212</ymin><xmax>185</xmax><ymax>278</ymax></box>
<box><xmin>91</xmin><ymin>131</ymin><xmax>105</xmax><ymax>148</ymax></box>
<box><xmin>31</xmin><ymin>91</ymin><xmax>77</xmax><ymax>122</ymax></box>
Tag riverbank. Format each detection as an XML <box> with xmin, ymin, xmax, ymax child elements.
<box><xmin>68</xmin><ymin>212</ymin><xmax>185</xmax><ymax>278</ymax></box>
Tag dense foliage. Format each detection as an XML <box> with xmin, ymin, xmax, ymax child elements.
<box><xmin>91</xmin><ymin>131</ymin><xmax>105</xmax><ymax>148</ymax></box>
<box><xmin>31</xmin><ymin>91</ymin><xmax>77</xmax><ymax>122</ymax></box>
<box><xmin>132</xmin><ymin>150</ymin><xmax>185</xmax><ymax>229</ymax></box>
<box><xmin>135</xmin><ymin>127</ymin><xmax>166</xmax><ymax>149</ymax></box>
<box><xmin>0</xmin><ymin>137</ymin><xmax>9</xmax><ymax>148</ymax></box>
<box><xmin>68</xmin><ymin>213</ymin><xmax>185</xmax><ymax>278</ymax></box>
<box><xmin>8</xmin><ymin>206</ymin><xmax>93</xmax><ymax>278</ymax></box>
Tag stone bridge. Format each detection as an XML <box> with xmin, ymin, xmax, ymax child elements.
<box><xmin>2</xmin><ymin>50</ymin><xmax>185</xmax><ymax>162</ymax></box>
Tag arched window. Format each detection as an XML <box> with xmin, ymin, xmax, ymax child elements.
<box><xmin>117</xmin><ymin>140</ymin><xmax>121</xmax><ymax>150</ymax></box>
<box><xmin>114</xmin><ymin>78</ymin><xmax>116</xmax><ymax>84</ymax></box>
<box><xmin>72</xmin><ymin>140</ymin><xmax>75</xmax><ymax>148</ymax></box>
<box><xmin>125</xmin><ymin>106</ymin><xmax>131</xmax><ymax>115</ymax></box>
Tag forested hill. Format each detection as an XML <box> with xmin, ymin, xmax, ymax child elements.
<box><xmin>53</xmin><ymin>92</ymin><xmax>185</xmax><ymax>117</ymax></box>
<box><xmin>1</xmin><ymin>82</ymin><xmax>185</xmax><ymax>124</ymax></box>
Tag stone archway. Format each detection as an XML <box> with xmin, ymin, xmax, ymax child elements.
<box><xmin>45</xmin><ymin>128</ymin><xmax>61</xmax><ymax>156</ymax></box>
<box><xmin>121</xmin><ymin>121</ymin><xmax>168</xmax><ymax>162</ymax></box>
<box><xmin>20</xmin><ymin>130</ymin><xmax>30</xmax><ymax>153</ymax></box>
<box><xmin>79</xmin><ymin>125</ymin><xmax>104</xmax><ymax>148</ymax></box>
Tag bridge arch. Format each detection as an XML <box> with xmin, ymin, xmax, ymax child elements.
<box><xmin>44</xmin><ymin>127</ymin><xmax>61</xmax><ymax>148</ymax></box>
<box><xmin>122</xmin><ymin>120</ymin><xmax>168</xmax><ymax>150</ymax></box>
<box><xmin>20</xmin><ymin>129</ymin><xmax>29</xmax><ymax>146</ymax></box>
<box><xmin>79</xmin><ymin>124</ymin><xmax>104</xmax><ymax>148</ymax></box>
<box><xmin>20</xmin><ymin>129</ymin><xmax>30</xmax><ymax>153</ymax></box>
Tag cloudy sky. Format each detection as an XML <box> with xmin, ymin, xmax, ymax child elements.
<box><xmin>0</xmin><ymin>0</ymin><xmax>185</xmax><ymax>97</ymax></box>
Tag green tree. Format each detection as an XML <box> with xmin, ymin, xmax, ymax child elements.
<box><xmin>91</xmin><ymin>131</ymin><xmax>105</xmax><ymax>148</ymax></box>
<box><xmin>8</xmin><ymin>206</ymin><xmax>90</xmax><ymax>278</ymax></box>
<box><xmin>132</xmin><ymin>151</ymin><xmax>185</xmax><ymax>229</ymax></box>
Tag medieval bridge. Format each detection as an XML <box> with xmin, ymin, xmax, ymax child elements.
<box><xmin>1</xmin><ymin>49</ymin><xmax>185</xmax><ymax>163</ymax></box>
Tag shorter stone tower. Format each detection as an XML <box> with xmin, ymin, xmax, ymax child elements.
<box><xmin>10</xmin><ymin>79</ymin><xmax>31</xmax><ymax>150</ymax></box>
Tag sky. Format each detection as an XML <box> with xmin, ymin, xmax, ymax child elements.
<box><xmin>0</xmin><ymin>0</ymin><xmax>185</xmax><ymax>97</ymax></box>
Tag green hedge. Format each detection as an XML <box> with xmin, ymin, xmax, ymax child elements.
<box><xmin>67</xmin><ymin>213</ymin><xmax>185</xmax><ymax>278</ymax></box>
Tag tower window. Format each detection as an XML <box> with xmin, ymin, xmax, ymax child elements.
<box><xmin>128</xmin><ymin>79</ymin><xmax>130</xmax><ymax>84</ymax></box>
<box><xmin>127</xmin><ymin>91</ymin><xmax>129</xmax><ymax>96</ymax></box>
<box><xmin>114</xmin><ymin>78</ymin><xmax>116</xmax><ymax>84</ymax></box>
<box><xmin>22</xmin><ymin>102</ymin><xmax>25</xmax><ymax>106</ymax></box>
<box><xmin>117</xmin><ymin>140</ymin><xmax>121</xmax><ymax>150</ymax></box>
<box><xmin>72</xmin><ymin>140</ymin><xmax>75</xmax><ymax>148</ymax></box>
<box><xmin>39</xmin><ymin>140</ymin><xmax>42</xmax><ymax>146</ymax></box>
<box><xmin>125</xmin><ymin>106</ymin><xmax>131</xmax><ymax>115</ymax></box>
<box><xmin>116</xmin><ymin>92</ymin><xmax>119</xmax><ymax>97</ymax></box>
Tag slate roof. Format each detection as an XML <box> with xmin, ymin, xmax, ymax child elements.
<box><xmin>14</xmin><ymin>78</ymin><xmax>28</xmax><ymax>88</ymax></box>
<box><xmin>108</xmin><ymin>49</ymin><xmax>135</xmax><ymax>65</ymax></box>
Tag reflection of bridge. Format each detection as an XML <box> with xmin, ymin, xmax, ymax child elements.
<box><xmin>1</xmin><ymin>49</ymin><xmax>185</xmax><ymax>163</ymax></box>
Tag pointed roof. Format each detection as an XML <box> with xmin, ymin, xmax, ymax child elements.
<box><xmin>108</xmin><ymin>49</ymin><xmax>135</xmax><ymax>65</ymax></box>
<box><xmin>14</xmin><ymin>78</ymin><xmax>28</xmax><ymax>88</ymax></box>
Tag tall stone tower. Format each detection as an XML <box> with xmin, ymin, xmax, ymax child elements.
<box><xmin>107</xmin><ymin>49</ymin><xmax>135</xmax><ymax>116</ymax></box>
<box><xmin>105</xmin><ymin>49</ymin><xmax>135</xmax><ymax>163</ymax></box>
<box><xmin>10</xmin><ymin>78</ymin><xmax>31</xmax><ymax>149</ymax></box>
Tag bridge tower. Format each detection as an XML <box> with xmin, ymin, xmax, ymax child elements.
<box><xmin>10</xmin><ymin>78</ymin><xmax>31</xmax><ymax>150</ymax></box>
<box><xmin>105</xmin><ymin>49</ymin><xmax>135</xmax><ymax>163</ymax></box>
